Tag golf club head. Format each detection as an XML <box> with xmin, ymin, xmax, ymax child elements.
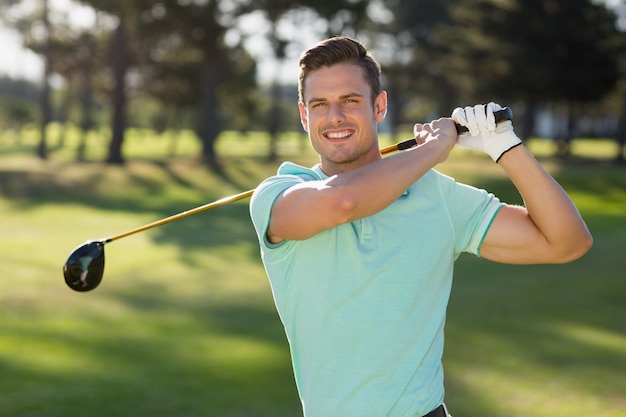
<box><xmin>63</xmin><ymin>240</ymin><xmax>106</xmax><ymax>292</ymax></box>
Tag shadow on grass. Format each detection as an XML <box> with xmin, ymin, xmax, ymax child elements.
<box><xmin>0</xmin><ymin>158</ymin><xmax>261</xmax><ymax>242</ymax></box>
<box><xmin>2</xmin><ymin>154</ymin><xmax>625</xmax><ymax>416</ymax></box>
<box><xmin>0</xmin><ymin>301</ymin><xmax>300</xmax><ymax>416</ymax></box>
<box><xmin>443</xmin><ymin>231</ymin><xmax>626</xmax><ymax>415</ymax></box>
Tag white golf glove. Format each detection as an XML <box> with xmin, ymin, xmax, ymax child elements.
<box><xmin>451</xmin><ymin>102</ymin><xmax>522</xmax><ymax>162</ymax></box>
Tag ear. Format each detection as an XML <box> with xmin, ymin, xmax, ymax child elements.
<box><xmin>374</xmin><ymin>91</ymin><xmax>387</xmax><ymax>123</ymax></box>
<box><xmin>298</xmin><ymin>102</ymin><xmax>309</xmax><ymax>132</ymax></box>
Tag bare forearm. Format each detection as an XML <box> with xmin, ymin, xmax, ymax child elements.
<box><xmin>328</xmin><ymin>139</ymin><xmax>447</xmax><ymax>220</ymax></box>
<box><xmin>270</xmin><ymin>131</ymin><xmax>452</xmax><ymax>242</ymax></box>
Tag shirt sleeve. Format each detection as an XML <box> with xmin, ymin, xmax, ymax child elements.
<box><xmin>438</xmin><ymin>173</ymin><xmax>503</xmax><ymax>256</ymax></box>
<box><xmin>249</xmin><ymin>162</ymin><xmax>322</xmax><ymax>249</ymax></box>
<box><xmin>250</xmin><ymin>175</ymin><xmax>300</xmax><ymax>249</ymax></box>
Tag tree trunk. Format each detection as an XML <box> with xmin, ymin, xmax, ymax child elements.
<box><xmin>77</xmin><ymin>32</ymin><xmax>95</xmax><ymax>162</ymax></box>
<box><xmin>616</xmin><ymin>108</ymin><xmax>626</xmax><ymax>165</ymax></box>
<box><xmin>556</xmin><ymin>103</ymin><xmax>576</xmax><ymax>158</ymax></box>
<box><xmin>107</xmin><ymin>20</ymin><xmax>128</xmax><ymax>165</ymax></box>
<box><xmin>37</xmin><ymin>0</ymin><xmax>51</xmax><ymax>160</ymax></box>
<box><xmin>267</xmin><ymin>81</ymin><xmax>281</xmax><ymax>162</ymax></box>
<box><xmin>617</xmin><ymin>48</ymin><xmax>626</xmax><ymax>165</ymax></box>
<box><xmin>520</xmin><ymin>101</ymin><xmax>536</xmax><ymax>142</ymax></box>
<box><xmin>197</xmin><ymin>56</ymin><xmax>220</xmax><ymax>167</ymax></box>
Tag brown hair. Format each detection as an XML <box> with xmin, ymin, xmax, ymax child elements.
<box><xmin>297</xmin><ymin>36</ymin><xmax>382</xmax><ymax>105</ymax></box>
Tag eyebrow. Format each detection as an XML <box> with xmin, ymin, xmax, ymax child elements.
<box><xmin>307</xmin><ymin>92</ymin><xmax>365</xmax><ymax>105</ymax></box>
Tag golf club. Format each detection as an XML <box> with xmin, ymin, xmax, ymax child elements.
<box><xmin>63</xmin><ymin>107</ymin><xmax>512</xmax><ymax>292</ymax></box>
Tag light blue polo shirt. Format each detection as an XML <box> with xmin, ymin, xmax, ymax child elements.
<box><xmin>250</xmin><ymin>162</ymin><xmax>501</xmax><ymax>417</ymax></box>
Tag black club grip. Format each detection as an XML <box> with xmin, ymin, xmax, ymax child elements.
<box><xmin>396</xmin><ymin>107</ymin><xmax>513</xmax><ymax>151</ymax></box>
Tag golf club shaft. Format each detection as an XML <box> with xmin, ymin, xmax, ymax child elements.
<box><xmin>108</xmin><ymin>143</ymin><xmax>400</xmax><ymax>242</ymax></box>
<box><xmin>107</xmin><ymin>189</ymin><xmax>254</xmax><ymax>242</ymax></box>
<box><xmin>106</xmin><ymin>107</ymin><xmax>512</xmax><ymax>243</ymax></box>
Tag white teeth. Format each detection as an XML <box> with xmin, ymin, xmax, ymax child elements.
<box><xmin>326</xmin><ymin>130</ymin><xmax>352</xmax><ymax>139</ymax></box>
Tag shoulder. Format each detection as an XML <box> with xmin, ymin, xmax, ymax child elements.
<box><xmin>252</xmin><ymin>162</ymin><xmax>321</xmax><ymax>203</ymax></box>
<box><xmin>250</xmin><ymin>162</ymin><xmax>323</xmax><ymax>241</ymax></box>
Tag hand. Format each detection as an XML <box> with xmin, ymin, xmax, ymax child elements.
<box><xmin>413</xmin><ymin>118</ymin><xmax>457</xmax><ymax>163</ymax></box>
<box><xmin>451</xmin><ymin>102</ymin><xmax>522</xmax><ymax>162</ymax></box>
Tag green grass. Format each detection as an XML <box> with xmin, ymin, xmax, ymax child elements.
<box><xmin>1</xmin><ymin>129</ymin><xmax>625</xmax><ymax>417</ymax></box>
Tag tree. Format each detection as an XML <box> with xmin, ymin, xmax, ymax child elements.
<box><xmin>27</xmin><ymin>12</ymin><xmax>103</xmax><ymax>159</ymax></box>
<box><xmin>0</xmin><ymin>98</ymin><xmax>38</xmax><ymax>142</ymax></box>
<box><xmin>107</xmin><ymin>18</ymin><xmax>128</xmax><ymax>164</ymax></box>
<box><xmin>0</xmin><ymin>78</ymin><xmax>40</xmax><ymax>142</ymax></box>
<box><xmin>370</xmin><ymin>0</ymin><xmax>460</xmax><ymax>132</ymax></box>
<box><xmin>1</xmin><ymin>0</ymin><xmax>118</xmax><ymax>161</ymax></box>
<box><xmin>135</xmin><ymin>0</ymin><xmax>256</xmax><ymax>166</ymax></box>
<box><xmin>1</xmin><ymin>0</ymin><xmax>55</xmax><ymax>159</ymax></box>
<box><xmin>75</xmin><ymin>29</ymin><xmax>98</xmax><ymax>161</ymax></box>
<box><xmin>440</xmin><ymin>0</ymin><xmax>623</xmax><ymax>143</ymax></box>
<box><xmin>37</xmin><ymin>0</ymin><xmax>52</xmax><ymax>159</ymax></box>
<box><xmin>75</xmin><ymin>0</ymin><xmax>265</xmax><ymax>165</ymax></box>
<box><xmin>606</xmin><ymin>0</ymin><xmax>626</xmax><ymax>163</ymax></box>
<box><xmin>247</xmin><ymin>0</ymin><xmax>295</xmax><ymax>162</ymax></box>
<box><xmin>239</xmin><ymin>0</ymin><xmax>371</xmax><ymax>161</ymax></box>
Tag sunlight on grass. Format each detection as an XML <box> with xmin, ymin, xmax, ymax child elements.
<box><xmin>445</xmin><ymin>318</ymin><xmax>626</xmax><ymax>416</ymax></box>
<box><xmin>553</xmin><ymin>322</ymin><xmax>626</xmax><ymax>353</ymax></box>
<box><xmin>1</xmin><ymin>130</ymin><xmax>624</xmax><ymax>417</ymax></box>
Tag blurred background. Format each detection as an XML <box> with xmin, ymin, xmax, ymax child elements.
<box><xmin>1</xmin><ymin>0</ymin><xmax>625</xmax><ymax>164</ymax></box>
<box><xmin>1</xmin><ymin>1</ymin><xmax>625</xmax><ymax>417</ymax></box>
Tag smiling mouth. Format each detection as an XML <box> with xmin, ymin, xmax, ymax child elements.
<box><xmin>324</xmin><ymin>129</ymin><xmax>355</xmax><ymax>140</ymax></box>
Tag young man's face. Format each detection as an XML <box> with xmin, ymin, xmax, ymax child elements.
<box><xmin>298</xmin><ymin>63</ymin><xmax>387</xmax><ymax>175</ymax></box>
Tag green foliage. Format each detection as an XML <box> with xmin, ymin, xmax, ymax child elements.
<box><xmin>440</xmin><ymin>0</ymin><xmax>623</xmax><ymax>103</ymax></box>
<box><xmin>0</xmin><ymin>78</ymin><xmax>41</xmax><ymax>135</ymax></box>
<box><xmin>0</xmin><ymin>131</ymin><xmax>624</xmax><ymax>416</ymax></box>
<box><xmin>3</xmin><ymin>0</ymin><xmax>624</xmax><ymax>162</ymax></box>
<box><xmin>0</xmin><ymin>98</ymin><xmax>38</xmax><ymax>128</ymax></box>
<box><xmin>0</xmin><ymin>76</ymin><xmax>41</xmax><ymax>102</ymax></box>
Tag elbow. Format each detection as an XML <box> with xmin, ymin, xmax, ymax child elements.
<box><xmin>328</xmin><ymin>184</ymin><xmax>374</xmax><ymax>225</ymax></box>
<box><xmin>575</xmin><ymin>231</ymin><xmax>594</xmax><ymax>259</ymax></box>
<box><xmin>333</xmin><ymin>189</ymin><xmax>360</xmax><ymax>223</ymax></box>
<box><xmin>557</xmin><ymin>231</ymin><xmax>593</xmax><ymax>263</ymax></box>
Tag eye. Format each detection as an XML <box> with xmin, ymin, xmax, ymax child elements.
<box><xmin>311</xmin><ymin>101</ymin><xmax>326</xmax><ymax>109</ymax></box>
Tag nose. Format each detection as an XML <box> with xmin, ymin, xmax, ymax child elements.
<box><xmin>327</xmin><ymin>102</ymin><xmax>345</xmax><ymax>125</ymax></box>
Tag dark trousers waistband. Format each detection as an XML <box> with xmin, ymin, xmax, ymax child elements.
<box><xmin>423</xmin><ymin>404</ymin><xmax>446</xmax><ymax>417</ymax></box>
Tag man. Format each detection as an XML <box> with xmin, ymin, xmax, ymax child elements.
<box><xmin>249</xmin><ymin>36</ymin><xmax>592</xmax><ymax>417</ymax></box>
